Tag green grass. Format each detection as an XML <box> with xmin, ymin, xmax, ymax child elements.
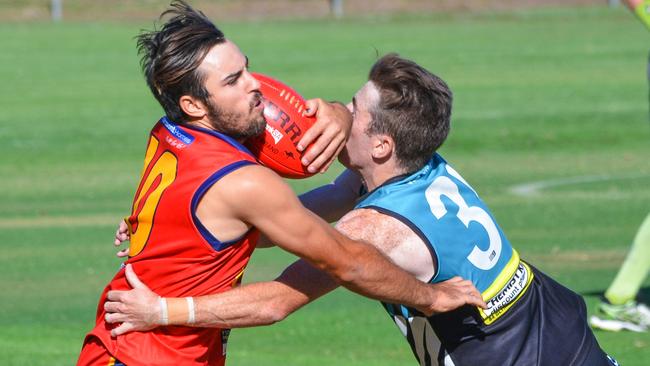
<box><xmin>1</xmin><ymin>5</ymin><xmax>649</xmax><ymax>365</ymax></box>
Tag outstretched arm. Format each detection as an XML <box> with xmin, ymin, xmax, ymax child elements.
<box><xmin>106</xmin><ymin>166</ymin><xmax>485</xmax><ymax>333</ymax></box>
<box><xmin>105</xmin><ymin>259</ymin><xmax>338</xmax><ymax>336</ymax></box>
<box><xmin>256</xmin><ymin>168</ymin><xmax>362</xmax><ymax>248</ymax></box>
<box><xmin>223</xmin><ymin>166</ymin><xmax>450</xmax><ymax>312</ymax></box>
<box><xmin>105</xmin><ymin>258</ymin><xmax>482</xmax><ymax>337</ymax></box>
<box><xmin>299</xmin><ymin>168</ymin><xmax>362</xmax><ymax>222</ymax></box>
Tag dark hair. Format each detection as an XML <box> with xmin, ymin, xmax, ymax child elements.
<box><xmin>136</xmin><ymin>0</ymin><xmax>225</xmax><ymax>123</ymax></box>
<box><xmin>367</xmin><ymin>53</ymin><xmax>452</xmax><ymax>173</ymax></box>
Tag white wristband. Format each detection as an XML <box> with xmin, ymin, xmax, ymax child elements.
<box><xmin>186</xmin><ymin>297</ymin><xmax>195</xmax><ymax>325</ymax></box>
<box><xmin>159</xmin><ymin>297</ymin><xmax>169</xmax><ymax>325</ymax></box>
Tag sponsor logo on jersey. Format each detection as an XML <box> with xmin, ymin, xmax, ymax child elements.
<box><xmin>165</xmin><ymin>135</ymin><xmax>187</xmax><ymax>149</ymax></box>
<box><xmin>161</xmin><ymin>116</ymin><xmax>195</xmax><ymax>146</ymax></box>
<box><xmin>480</xmin><ymin>261</ymin><xmax>534</xmax><ymax>325</ymax></box>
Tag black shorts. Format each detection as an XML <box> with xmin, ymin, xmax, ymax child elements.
<box><xmin>429</xmin><ymin>265</ymin><xmax>616</xmax><ymax>366</ymax></box>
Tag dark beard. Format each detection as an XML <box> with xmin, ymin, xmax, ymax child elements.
<box><xmin>205</xmin><ymin>95</ymin><xmax>266</xmax><ymax>140</ymax></box>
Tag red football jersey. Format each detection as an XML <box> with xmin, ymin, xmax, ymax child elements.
<box><xmin>83</xmin><ymin>117</ymin><xmax>260</xmax><ymax>365</ymax></box>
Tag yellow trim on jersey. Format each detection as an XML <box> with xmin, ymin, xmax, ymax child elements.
<box><xmin>107</xmin><ymin>357</ymin><xmax>116</xmax><ymax>366</ymax></box>
<box><xmin>231</xmin><ymin>268</ymin><xmax>246</xmax><ymax>288</ymax></box>
<box><xmin>478</xmin><ymin>250</ymin><xmax>535</xmax><ymax>325</ymax></box>
<box><xmin>481</xmin><ymin>250</ymin><xmax>521</xmax><ymax>301</ymax></box>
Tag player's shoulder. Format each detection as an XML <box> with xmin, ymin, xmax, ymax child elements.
<box><xmin>217</xmin><ymin>164</ymin><xmax>288</xmax><ymax>195</ymax></box>
<box><xmin>336</xmin><ymin>208</ymin><xmax>414</xmax><ymax>246</ymax></box>
<box><xmin>210</xmin><ymin>164</ymin><xmax>300</xmax><ymax>213</ymax></box>
<box><xmin>337</xmin><ymin>208</ymin><xmax>386</xmax><ymax>227</ymax></box>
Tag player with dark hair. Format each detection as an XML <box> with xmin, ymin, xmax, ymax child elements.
<box><xmin>76</xmin><ymin>2</ymin><xmax>484</xmax><ymax>365</ymax></box>
<box><xmin>106</xmin><ymin>53</ymin><xmax>618</xmax><ymax>365</ymax></box>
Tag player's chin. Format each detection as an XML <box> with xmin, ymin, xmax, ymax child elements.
<box><xmin>338</xmin><ymin>148</ymin><xmax>351</xmax><ymax>167</ymax></box>
<box><xmin>245</xmin><ymin>115</ymin><xmax>267</xmax><ymax>138</ymax></box>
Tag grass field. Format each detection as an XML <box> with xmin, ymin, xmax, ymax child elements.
<box><xmin>1</xmin><ymin>5</ymin><xmax>649</xmax><ymax>365</ymax></box>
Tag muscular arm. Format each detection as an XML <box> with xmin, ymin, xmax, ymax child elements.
<box><xmin>191</xmin><ymin>260</ymin><xmax>338</xmax><ymax>328</ymax></box>
<box><xmin>298</xmin><ymin>168</ymin><xmax>362</xmax><ymax>222</ymax></box>
<box><xmin>105</xmin><ymin>203</ymin><xmax>484</xmax><ymax>335</ymax></box>
<box><xmin>223</xmin><ymin>165</ymin><xmax>436</xmax><ymax>310</ymax></box>
<box><xmin>256</xmin><ymin>168</ymin><xmax>362</xmax><ymax>248</ymax></box>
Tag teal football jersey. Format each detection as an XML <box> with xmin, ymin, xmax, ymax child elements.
<box><xmin>356</xmin><ymin>154</ymin><xmax>514</xmax><ymax>293</ymax></box>
<box><xmin>353</xmin><ymin>154</ymin><xmax>612</xmax><ymax>366</ymax></box>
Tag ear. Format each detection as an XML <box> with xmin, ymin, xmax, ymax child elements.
<box><xmin>371</xmin><ymin>134</ymin><xmax>394</xmax><ymax>160</ymax></box>
<box><xmin>179</xmin><ymin>95</ymin><xmax>207</xmax><ymax>119</ymax></box>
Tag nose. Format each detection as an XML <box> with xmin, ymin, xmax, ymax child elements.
<box><xmin>245</xmin><ymin>70</ymin><xmax>261</xmax><ymax>92</ymax></box>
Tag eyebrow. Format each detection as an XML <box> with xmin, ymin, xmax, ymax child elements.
<box><xmin>222</xmin><ymin>56</ymin><xmax>249</xmax><ymax>85</ymax></box>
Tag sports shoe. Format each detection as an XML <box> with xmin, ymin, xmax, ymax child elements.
<box><xmin>589</xmin><ymin>300</ymin><xmax>650</xmax><ymax>332</ymax></box>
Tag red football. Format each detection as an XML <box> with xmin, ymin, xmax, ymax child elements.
<box><xmin>246</xmin><ymin>73</ymin><xmax>316</xmax><ymax>179</ymax></box>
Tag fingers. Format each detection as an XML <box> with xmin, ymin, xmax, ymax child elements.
<box><xmin>319</xmin><ymin>139</ymin><xmax>348</xmax><ymax>173</ymax></box>
<box><xmin>117</xmin><ymin>248</ymin><xmax>129</xmax><ymax>258</ymax></box>
<box><xmin>119</xmin><ymin>220</ymin><xmax>128</xmax><ymax>233</ymax></box>
<box><xmin>465</xmin><ymin>293</ymin><xmax>486</xmax><ymax>309</ymax></box>
<box><xmin>111</xmin><ymin>322</ymin><xmax>134</xmax><ymax>337</ymax></box>
<box><xmin>124</xmin><ymin>264</ymin><xmax>148</xmax><ymax>290</ymax></box>
<box><xmin>107</xmin><ymin>289</ymin><xmax>128</xmax><ymax>302</ymax></box>
<box><xmin>303</xmin><ymin>99</ymin><xmax>320</xmax><ymax>117</ymax></box>
<box><xmin>304</xmin><ymin>128</ymin><xmax>345</xmax><ymax>173</ymax></box>
<box><xmin>472</xmin><ymin>294</ymin><xmax>488</xmax><ymax>309</ymax></box>
<box><xmin>104</xmin><ymin>300</ymin><xmax>122</xmax><ymax>314</ymax></box>
<box><xmin>465</xmin><ymin>283</ymin><xmax>487</xmax><ymax>309</ymax></box>
<box><xmin>463</xmin><ymin>287</ymin><xmax>486</xmax><ymax>309</ymax></box>
<box><xmin>298</xmin><ymin>116</ymin><xmax>330</xmax><ymax>155</ymax></box>
<box><xmin>453</xmin><ymin>280</ymin><xmax>486</xmax><ymax>309</ymax></box>
<box><xmin>114</xmin><ymin>220</ymin><xmax>130</xmax><ymax>245</ymax></box>
<box><xmin>298</xmin><ymin>99</ymin><xmax>351</xmax><ymax>172</ymax></box>
<box><xmin>104</xmin><ymin>309</ymin><xmax>126</xmax><ymax>324</ymax></box>
<box><xmin>318</xmin><ymin>152</ymin><xmax>340</xmax><ymax>174</ymax></box>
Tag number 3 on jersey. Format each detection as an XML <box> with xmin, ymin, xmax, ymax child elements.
<box><xmin>425</xmin><ymin>166</ymin><xmax>502</xmax><ymax>270</ymax></box>
<box><xmin>127</xmin><ymin>136</ymin><xmax>178</xmax><ymax>257</ymax></box>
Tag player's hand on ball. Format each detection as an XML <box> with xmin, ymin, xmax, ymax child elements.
<box><xmin>104</xmin><ymin>264</ymin><xmax>161</xmax><ymax>337</ymax></box>
<box><xmin>422</xmin><ymin>276</ymin><xmax>486</xmax><ymax>316</ymax></box>
<box><xmin>114</xmin><ymin>220</ymin><xmax>130</xmax><ymax>258</ymax></box>
<box><xmin>299</xmin><ymin>98</ymin><xmax>352</xmax><ymax>173</ymax></box>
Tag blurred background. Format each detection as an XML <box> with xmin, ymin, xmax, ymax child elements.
<box><xmin>0</xmin><ymin>0</ymin><xmax>648</xmax><ymax>365</ymax></box>
<box><xmin>0</xmin><ymin>0</ymin><xmax>608</xmax><ymax>21</ymax></box>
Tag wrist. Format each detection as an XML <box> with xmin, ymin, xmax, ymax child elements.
<box><xmin>159</xmin><ymin>297</ymin><xmax>196</xmax><ymax>326</ymax></box>
<box><xmin>158</xmin><ymin>297</ymin><xmax>168</xmax><ymax>325</ymax></box>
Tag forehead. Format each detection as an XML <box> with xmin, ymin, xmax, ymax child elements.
<box><xmin>354</xmin><ymin>81</ymin><xmax>380</xmax><ymax>109</ymax></box>
<box><xmin>200</xmin><ymin>39</ymin><xmax>246</xmax><ymax>77</ymax></box>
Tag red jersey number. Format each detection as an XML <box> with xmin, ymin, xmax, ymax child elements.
<box><xmin>127</xmin><ymin>136</ymin><xmax>178</xmax><ymax>257</ymax></box>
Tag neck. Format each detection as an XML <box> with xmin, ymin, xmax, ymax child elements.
<box><xmin>186</xmin><ymin>118</ymin><xmax>214</xmax><ymax>131</ymax></box>
<box><xmin>358</xmin><ymin>161</ymin><xmax>408</xmax><ymax>192</ymax></box>
<box><xmin>185</xmin><ymin>119</ymin><xmax>246</xmax><ymax>143</ymax></box>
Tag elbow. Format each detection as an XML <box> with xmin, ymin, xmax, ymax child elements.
<box><xmin>322</xmin><ymin>252</ymin><xmax>365</xmax><ymax>288</ymax></box>
<box><xmin>259</xmin><ymin>302</ymin><xmax>292</xmax><ymax>325</ymax></box>
<box><xmin>331</xmin><ymin>264</ymin><xmax>363</xmax><ymax>288</ymax></box>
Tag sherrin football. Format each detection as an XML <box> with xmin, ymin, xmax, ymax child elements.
<box><xmin>246</xmin><ymin>73</ymin><xmax>316</xmax><ymax>179</ymax></box>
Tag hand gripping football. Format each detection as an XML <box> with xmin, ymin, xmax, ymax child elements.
<box><xmin>246</xmin><ymin>73</ymin><xmax>316</xmax><ymax>179</ymax></box>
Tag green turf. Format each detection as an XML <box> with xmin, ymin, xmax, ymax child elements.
<box><xmin>1</xmin><ymin>5</ymin><xmax>649</xmax><ymax>365</ymax></box>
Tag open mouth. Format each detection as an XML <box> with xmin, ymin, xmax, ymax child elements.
<box><xmin>251</xmin><ymin>94</ymin><xmax>264</xmax><ymax>111</ymax></box>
